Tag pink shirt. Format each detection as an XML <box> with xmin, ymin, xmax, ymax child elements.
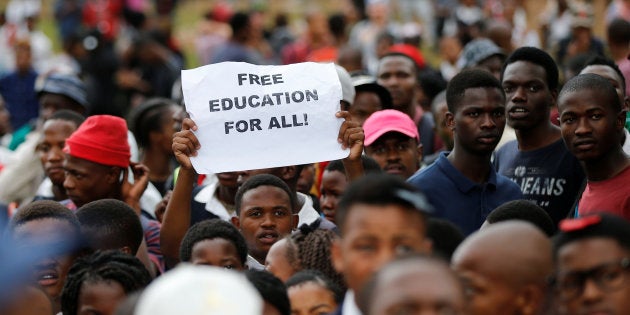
<box><xmin>579</xmin><ymin>165</ymin><xmax>630</xmax><ymax>218</ymax></box>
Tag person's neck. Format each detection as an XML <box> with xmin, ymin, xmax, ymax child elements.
<box><xmin>515</xmin><ymin>122</ymin><xmax>561</xmax><ymax>151</ymax></box>
<box><xmin>583</xmin><ymin>149</ymin><xmax>630</xmax><ymax>181</ymax></box>
<box><xmin>609</xmin><ymin>45</ymin><xmax>630</xmax><ymax>62</ymax></box>
<box><xmin>447</xmin><ymin>146</ymin><xmax>492</xmax><ymax>183</ymax></box>
<box><xmin>217</xmin><ymin>184</ymin><xmax>238</xmax><ymax>205</ymax></box>
<box><xmin>398</xmin><ymin>102</ymin><xmax>417</xmax><ymax>121</ymax></box>
<box><xmin>52</xmin><ymin>184</ymin><xmax>67</xmax><ymax>201</ymax></box>
<box><xmin>142</xmin><ymin>149</ymin><xmax>173</xmax><ymax>182</ymax></box>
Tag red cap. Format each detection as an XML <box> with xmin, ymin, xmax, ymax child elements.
<box><xmin>559</xmin><ymin>215</ymin><xmax>602</xmax><ymax>232</ymax></box>
<box><xmin>389</xmin><ymin>44</ymin><xmax>425</xmax><ymax>69</ymax></box>
<box><xmin>363</xmin><ymin>109</ymin><xmax>419</xmax><ymax>146</ymax></box>
<box><xmin>63</xmin><ymin>115</ymin><xmax>131</xmax><ymax>168</ymax></box>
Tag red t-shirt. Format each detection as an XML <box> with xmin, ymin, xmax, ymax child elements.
<box><xmin>579</xmin><ymin>164</ymin><xmax>630</xmax><ymax>218</ymax></box>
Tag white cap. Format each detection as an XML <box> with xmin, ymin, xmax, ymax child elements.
<box><xmin>135</xmin><ymin>265</ymin><xmax>263</xmax><ymax>315</ymax></box>
<box><xmin>335</xmin><ymin>65</ymin><xmax>356</xmax><ymax>105</ymax></box>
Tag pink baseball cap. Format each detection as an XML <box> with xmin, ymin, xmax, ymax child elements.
<box><xmin>363</xmin><ymin>109</ymin><xmax>419</xmax><ymax>146</ymax></box>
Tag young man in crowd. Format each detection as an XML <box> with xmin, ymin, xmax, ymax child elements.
<box><xmin>330</xmin><ymin>174</ymin><xmax>432</xmax><ymax>315</ymax></box>
<box><xmin>377</xmin><ymin>52</ymin><xmax>436</xmax><ymax>156</ymax></box>
<box><xmin>231</xmin><ymin>174</ymin><xmax>298</xmax><ymax>270</ymax></box>
<box><xmin>494</xmin><ymin>47</ymin><xmax>585</xmax><ymax>225</ymax></box>
<box><xmin>34</xmin><ymin>110</ymin><xmax>85</xmax><ymax>201</ymax></box>
<box><xmin>62</xmin><ymin>114</ymin><xmax>163</xmax><ymax>274</ymax></box>
<box><xmin>408</xmin><ymin>69</ymin><xmax>522</xmax><ymax>235</ymax></box>
<box><xmin>452</xmin><ymin>221</ymin><xmax>553</xmax><ymax>315</ymax></box>
<box><xmin>557</xmin><ymin>74</ymin><xmax>630</xmax><ymax>216</ymax></box>
<box><xmin>552</xmin><ymin>213</ymin><xmax>630</xmax><ymax>315</ymax></box>
<box><xmin>363</xmin><ymin>109</ymin><xmax>422</xmax><ymax>180</ymax></box>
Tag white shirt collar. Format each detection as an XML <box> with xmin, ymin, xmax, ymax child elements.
<box><xmin>342</xmin><ymin>290</ymin><xmax>363</xmax><ymax>315</ymax></box>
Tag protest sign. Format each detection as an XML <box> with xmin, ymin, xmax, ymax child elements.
<box><xmin>181</xmin><ymin>62</ymin><xmax>348</xmax><ymax>173</ymax></box>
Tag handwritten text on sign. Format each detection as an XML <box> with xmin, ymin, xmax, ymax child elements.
<box><xmin>181</xmin><ymin>62</ymin><xmax>347</xmax><ymax>173</ymax></box>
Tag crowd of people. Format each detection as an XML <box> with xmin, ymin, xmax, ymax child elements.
<box><xmin>1</xmin><ymin>0</ymin><xmax>630</xmax><ymax>314</ymax></box>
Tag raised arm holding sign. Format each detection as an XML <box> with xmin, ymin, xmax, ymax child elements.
<box><xmin>160</xmin><ymin>62</ymin><xmax>364</xmax><ymax>265</ymax></box>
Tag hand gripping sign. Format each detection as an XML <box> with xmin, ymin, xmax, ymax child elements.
<box><xmin>181</xmin><ymin>62</ymin><xmax>347</xmax><ymax>173</ymax></box>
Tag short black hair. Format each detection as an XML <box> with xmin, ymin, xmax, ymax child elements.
<box><xmin>559</xmin><ymin>73</ymin><xmax>621</xmax><ymax>112</ymax></box>
<box><xmin>286</xmin><ymin>270</ymin><xmax>344</xmax><ymax>304</ymax></box>
<box><xmin>75</xmin><ymin>199</ymin><xmax>144</xmax><ymax>255</ymax></box>
<box><xmin>61</xmin><ymin>250</ymin><xmax>151</xmax><ymax>315</ymax></box>
<box><xmin>446</xmin><ymin>69</ymin><xmax>504</xmax><ymax>113</ymax></box>
<box><xmin>47</xmin><ymin>109</ymin><xmax>85</xmax><ymax>126</ymax></box>
<box><xmin>245</xmin><ymin>270</ymin><xmax>290</xmax><ymax>315</ymax></box>
<box><xmin>229</xmin><ymin>12</ymin><xmax>250</xmax><ymax>35</ymax></box>
<box><xmin>553</xmin><ymin>213</ymin><xmax>630</xmax><ymax>258</ymax></box>
<box><xmin>128</xmin><ymin>97</ymin><xmax>178</xmax><ymax>148</ymax></box>
<box><xmin>580</xmin><ymin>55</ymin><xmax>626</xmax><ymax>94</ymax></box>
<box><xmin>336</xmin><ymin>174</ymin><xmax>431</xmax><ymax>234</ymax></box>
<box><xmin>179</xmin><ymin>218</ymin><xmax>247</xmax><ymax>264</ymax></box>
<box><xmin>325</xmin><ymin>156</ymin><xmax>382</xmax><ymax>175</ymax></box>
<box><xmin>235</xmin><ymin>174</ymin><xmax>295</xmax><ymax>215</ymax></box>
<box><xmin>487</xmin><ymin>200</ymin><xmax>556</xmax><ymax>236</ymax></box>
<box><xmin>607</xmin><ymin>18</ymin><xmax>630</xmax><ymax>46</ymax></box>
<box><xmin>502</xmin><ymin>46</ymin><xmax>559</xmax><ymax>91</ymax></box>
<box><xmin>426</xmin><ymin>218</ymin><xmax>464</xmax><ymax>262</ymax></box>
<box><xmin>11</xmin><ymin>200</ymin><xmax>81</xmax><ymax>236</ymax></box>
<box><xmin>357</xmin><ymin>254</ymin><xmax>463</xmax><ymax>315</ymax></box>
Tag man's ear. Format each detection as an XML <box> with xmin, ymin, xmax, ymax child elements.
<box><xmin>616</xmin><ymin>109</ymin><xmax>627</xmax><ymax>131</ymax></box>
<box><xmin>416</xmin><ymin>143</ymin><xmax>424</xmax><ymax>164</ymax></box>
<box><xmin>292</xmin><ymin>214</ymin><xmax>299</xmax><ymax>230</ymax></box>
<box><xmin>549</xmin><ymin>89</ymin><xmax>558</xmax><ymax>107</ymax></box>
<box><xmin>120</xmin><ymin>246</ymin><xmax>133</xmax><ymax>255</ymax></box>
<box><xmin>446</xmin><ymin>112</ymin><xmax>455</xmax><ymax>131</ymax></box>
<box><xmin>422</xmin><ymin>238</ymin><xmax>432</xmax><ymax>254</ymax></box>
<box><xmin>515</xmin><ymin>285</ymin><xmax>545</xmax><ymax>315</ymax></box>
<box><xmin>330</xmin><ymin>238</ymin><xmax>345</xmax><ymax>274</ymax></box>
<box><xmin>231</xmin><ymin>216</ymin><xmax>241</xmax><ymax>229</ymax></box>
<box><xmin>107</xmin><ymin>167</ymin><xmax>123</xmax><ymax>184</ymax></box>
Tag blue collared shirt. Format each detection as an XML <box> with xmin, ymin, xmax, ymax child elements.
<box><xmin>408</xmin><ymin>152</ymin><xmax>523</xmax><ymax>235</ymax></box>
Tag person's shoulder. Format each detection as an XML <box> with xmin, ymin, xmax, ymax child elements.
<box><xmin>408</xmin><ymin>160</ymin><xmax>442</xmax><ymax>185</ymax></box>
<box><xmin>495</xmin><ymin>173</ymin><xmax>523</xmax><ymax>195</ymax></box>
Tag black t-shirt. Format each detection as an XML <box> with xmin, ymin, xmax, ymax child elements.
<box><xmin>494</xmin><ymin>139</ymin><xmax>585</xmax><ymax>224</ymax></box>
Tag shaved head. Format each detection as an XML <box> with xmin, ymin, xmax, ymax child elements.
<box><xmin>452</xmin><ymin>221</ymin><xmax>552</xmax><ymax>315</ymax></box>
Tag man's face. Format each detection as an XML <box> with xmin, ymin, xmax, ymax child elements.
<box><xmin>447</xmin><ymin>87</ymin><xmax>506</xmax><ymax>157</ymax></box>
<box><xmin>319</xmin><ymin>169</ymin><xmax>348</xmax><ymax>223</ymax></box>
<box><xmin>231</xmin><ymin>185</ymin><xmax>296</xmax><ymax>264</ymax></box>
<box><xmin>37</xmin><ymin>120</ymin><xmax>77</xmax><ymax>186</ymax></box>
<box><xmin>13</xmin><ymin>219</ymin><xmax>77</xmax><ymax>314</ymax></box>
<box><xmin>556</xmin><ymin>238</ymin><xmax>630</xmax><ymax>315</ymax></box>
<box><xmin>190</xmin><ymin>238</ymin><xmax>245</xmax><ymax>270</ymax></box>
<box><xmin>63</xmin><ymin>155</ymin><xmax>119</xmax><ymax>207</ymax></box>
<box><xmin>580</xmin><ymin>65</ymin><xmax>629</xmax><ymax>111</ymax></box>
<box><xmin>350</xmin><ymin>91</ymin><xmax>383</xmax><ymax>126</ymax></box>
<box><xmin>377</xmin><ymin>56</ymin><xmax>417</xmax><ymax>111</ymax></box>
<box><xmin>331</xmin><ymin>204</ymin><xmax>429</xmax><ymax>293</ymax></box>
<box><xmin>502</xmin><ymin>61</ymin><xmax>556</xmax><ymax>131</ymax></box>
<box><xmin>558</xmin><ymin>88</ymin><xmax>624</xmax><ymax>162</ymax></box>
<box><xmin>369</xmin><ymin>263</ymin><xmax>466</xmax><ymax>315</ymax></box>
<box><xmin>365</xmin><ymin>132</ymin><xmax>421</xmax><ymax>179</ymax></box>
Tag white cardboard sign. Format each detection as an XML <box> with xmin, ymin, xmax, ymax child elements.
<box><xmin>181</xmin><ymin>62</ymin><xmax>347</xmax><ymax>173</ymax></box>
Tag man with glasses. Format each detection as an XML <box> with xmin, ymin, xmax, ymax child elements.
<box><xmin>552</xmin><ymin>213</ymin><xmax>630</xmax><ymax>315</ymax></box>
